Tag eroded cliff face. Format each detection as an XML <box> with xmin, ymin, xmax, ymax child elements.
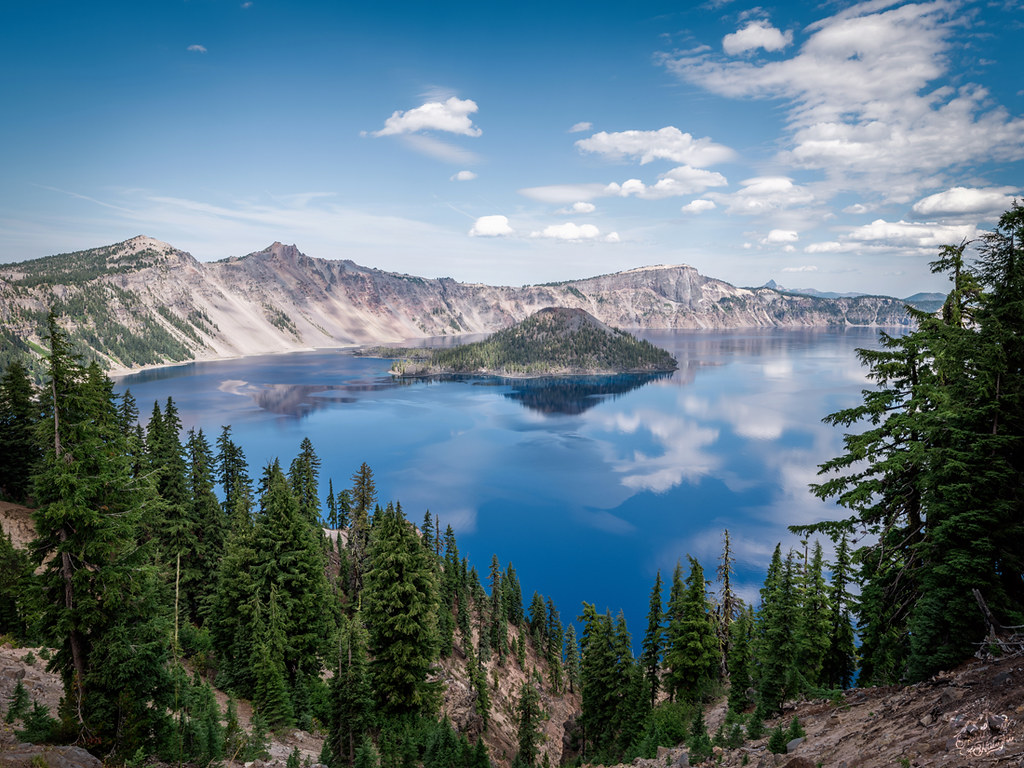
<box><xmin>0</xmin><ymin>237</ymin><xmax>912</xmax><ymax>374</ymax></box>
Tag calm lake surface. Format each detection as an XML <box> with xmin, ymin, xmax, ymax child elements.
<box><xmin>114</xmin><ymin>328</ymin><xmax>884</xmax><ymax>634</ymax></box>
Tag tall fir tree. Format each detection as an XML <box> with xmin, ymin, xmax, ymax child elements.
<box><xmin>32</xmin><ymin>315</ymin><xmax>172</xmax><ymax>757</ymax></box>
<box><xmin>289</xmin><ymin>437</ymin><xmax>322</xmax><ymax>525</ymax></box>
<box><xmin>0</xmin><ymin>359</ymin><xmax>40</xmax><ymax>502</ymax></box>
<box><xmin>639</xmin><ymin>570</ymin><xmax>664</xmax><ymax>708</ymax></box>
<box><xmin>664</xmin><ymin>557</ymin><xmax>719</xmax><ymax>703</ymax></box>
<box><xmin>362</xmin><ymin>501</ymin><xmax>440</xmax><ymax>717</ymax></box>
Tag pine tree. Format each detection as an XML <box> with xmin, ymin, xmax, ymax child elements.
<box><xmin>754</xmin><ymin>547</ymin><xmax>799</xmax><ymax>717</ymax></box>
<box><xmin>664</xmin><ymin>557</ymin><xmax>719</xmax><ymax>703</ymax></box>
<box><xmin>0</xmin><ymin>529</ymin><xmax>35</xmax><ymax>640</ymax></box>
<box><xmin>348</xmin><ymin>463</ymin><xmax>377</xmax><ymax>598</ymax></box>
<box><xmin>185</xmin><ymin>427</ymin><xmax>226</xmax><ymax>624</ymax></box>
<box><xmin>32</xmin><ymin>316</ymin><xmax>172</xmax><ymax>757</ymax></box>
<box><xmin>640</xmin><ymin>571</ymin><xmax>664</xmax><ymax>707</ymax></box>
<box><xmin>0</xmin><ymin>359</ymin><xmax>40</xmax><ymax>502</ymax></box>
<box><xmin>362</xmin><ymin>501</ymin><xmax>440</xmax><ymax>717</ymax></box>
<box><xmin>216</xmin><ymin>425</ymin><xmax>253</xmax><ymax>520</ymax></box>
<box><xmin>514</xmin><ymin>681</ymin><xmax>543</xmax><ymax>768</ymax></box>
<box><xmin>716</xmin><ymin>530</ymin><xmax>741</xmax><ymax>675</ymax></box>
<box><xmin>794</xmin><ymin>542</ymin><xmax>830</xmax><ymax>689</ymax></box>
<box><xmin>822</xmin><ymin>534</ymin><xmax>857</xmax><ymax>689</ymax></box>
<box><xmin>251</xmin><ymin>588</ymin><xmax>295</xmax><ymax>728</ymax></box>
<box><xmin>330</xmin><ymin>613</ymin><xmax>373</xmax><ymax>766</ymax></box>
<box><xmin>488</xmin><ymin>555</ymin><xmax>507</xmax><ymax>659</ymax></box>
<box><xmin>289</xmin><ymin>437</ymin><xmax>322</xmax><ymax>525</ymax></box>
<box><xmin>563</xmin><ymin>623</ymin><xmax>580</xmax><ymax>694</ymax></box>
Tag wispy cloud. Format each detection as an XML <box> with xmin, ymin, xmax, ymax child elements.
<box><xmin>662</xmin><ymin>0</ymin><xmax>1024</xmax><ymax>204</ymax></box>
<box><xmin>569</xmin><ymin>121</ymin><xmax>593</xmax><ymax>133</ymax></box>
<box><xmin>451</xmin><ymin>170</ymin><xmax>478</xmax><ymax>182</ymax></box>
<box><xmin>187</xmin><ymin>44</ymin><xmax>207</xmax><ymax>53</ymax></box>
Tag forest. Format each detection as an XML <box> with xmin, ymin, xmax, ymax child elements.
<box><xmin>381</xmin><ymin>307</ymin><xmax>677</xmax><ymax>377</ymax></box>
<box><xmin>0</xmin><ymin>203</ymin><xmax>1022</xmax><ymax>767</ymax></box>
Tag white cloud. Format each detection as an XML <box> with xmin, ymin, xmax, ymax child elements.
<box><xmin>912</xmin><ymin>186</ymin><xmax>1018</xmax><ymax>217</ymax></box>
<box><xmin>723</xmin><ymin>21</ymin><xmax>793</xmax><ymax>55</ymax></box>
<box><xmin>559</xmin><ymin>201</ymin><xmax>596</xmax><ymax>214</ymax></box>
<box><xmin>373</xmin><ymin>97</ymin><xmax>482</xmax><ymax>137</ymax></box>
<box><xmin>760</xmin><ymin>229</ymin><xmax>799</xmax><ymax>245</ymax></box>
<box><xmin>469</xmin><ymin>215</ymin><xmax>514</xmax><ymax>237</ymax></box>
<box><xmin>847</xmin><ymin>218</ymin><xmax>976</xmax><ymax>247</ymax></box>
<box><xmin>716</xmin><ymin>176</ymin><xmax>814</xmax><ymax>214</ymax></box>
<box><xmin>781</xmin><ymin>265</ymin><xmax>818</xmax><ymax>272</ymax></box>
<box><xmin>605</xmin><ymin>165</ymin><xmax>729</xmax><ymax>199</ymax></box>
<box><xmin>662</xmin><ymin>1</ymin><xmax>1024</xmax><ymax>203</ymax></box>
<box><xmin>681</xmin><ymin>199</ymin><xmax>716</xmax><ymax>214</ymax></box>
<box><xmin>569</xmin><ymin>121</ymin><xmax>593</xmax><ymax>133</ymax></box>
<box><xmin>805</xmin><ymin>218</ymin><xmax>977</xmax><ymax>254</ymax></box>
<box><xmin>605</xmin><ymin>232</ymin><xmax>621</xmax><ymax>243</ymax></box>
<box><xmin>575</xmin><ymin>126</ymin><xmax>736</xmax><ymax>167</ymax></box>
<box><xmin>451</xmin><ymin>170</ymin><xmax>478</xmax><ymax>182</ymax></box>
<box><xmin>187</xmin><ymin>44</ymin><xmax>207</xmax><ymax>53</ymax></box>
<box><xmin>531</xmin><ymin>222</ymin><xmax>603</xmax><ymax>241</ymax></box>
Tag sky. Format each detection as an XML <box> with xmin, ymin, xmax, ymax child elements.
<box><xmin>1</xmin><ymin>0</ymin><xmax>1022</xmax><ymax>296</ymax></box>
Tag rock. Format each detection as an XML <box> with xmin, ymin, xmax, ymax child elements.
<box><xmin>993</xmin><ymin>671</ymin><xmax>1012</xmax><ymax>685</ymax></box>
<box><xmin>786</xmin><ymin>737</ymin><xmax>805</xmax><ymax>753</ymax></box>
<box><xmin>672</xmin><ymin>752</ymin><xmax>689</xmax><ymax>767</ymax></box>
<box><xmin>919</xmin><ymin>713</ymin><xmax>933</xmax><ymax>726</ymax></box>
<box><xmin>656</xmin><ymin>746</ymin><xmax>671</xmax><ymax>761</ymax></box>
<box><xmin>780</xmin><ymin>758</ymin><xmax>816</xmax><ymax>768</ymax></box>
<box><xmin>987</xmin><ymin>713</ymin><xmax>1008</xmax><ymax>732</ymax></box>
<box><xmin>0</xmin><ymin>745</ymin><xmax>102</xmax><ymax>768</ymax></box>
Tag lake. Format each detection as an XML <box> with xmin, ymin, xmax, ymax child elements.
<box><xmin>113</xmin><ymin>327</ymin><xmax>883</xmax><ymax>637</ymax></box>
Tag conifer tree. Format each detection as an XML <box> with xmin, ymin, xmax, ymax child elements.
<box><xmin>289</xmin><ymin>437</ymin><xmax>322</xmax><ymax>525</ymax></box>
<box><xmin>0</xmin><ymin>359</ymin><xmax>40</xmax><ymax>502</ymax></box>
<box><xmin>822</xmin><ymin>534</ymin><xmax>857</xmax><ymax>689</ymax></box>
<box><xmin>640</xmin><ymin>571</ymin><xmax>664</xmax><ymax>707</ymax></box>
<box><xmin>795</xmin><ymin>542</ymin><xmax>830</xmax><ymax>689</ymax></box>
<box><xmin>489</xmin><ymin>555</ymin><xmax>507</xmax><ymax>659</ymax></box>
<box><xmin>664</xmin><ymin>557</ymin><xmax>719</xmax><ymax>703</ymax></box>
<box><xmin>185</xmin><ymin>427</ymin><xmax>226</xmax><ymax>623</ymax></box>
<box><xmin>716</xmin><ymin>530</ymin><xmax>740</xmax><ymax>675</ymax></box>
<box><xmin>514</xmin><ymin>681</ymin><xmax>543</xmax><ymax>768</ymax></box>
<box><xmin>754</xmin><ymin>547</ymin><xmax>799</xmax><ymax>717</ymax></box>
<box><xmin>563</xmin><ymin>623</ymin><xmax>581</xmax><ymax>694</ymax></box>
<box><xmin>0</xmin><ymin>529</ymin><xmax>35</xmax><ymax>640</ymax></box>
<box><xmin>251</xmin><ymin>588</ymin><xmax>295</xmax><ymax>728</ymax></box>
<box><xmin>330</xmin><ymin>613</ymin><xmax>373</xmax><ymax>766</ymax></box>
<box><xmin>504</xmin><ymin>563</ymin><xmax>524</xmax><ymax>625</ymax></box>
<box><xmin>347</xmin><ymin>463</ymin><xmax>377</xmax><ymax>597</ymax></box>
<box><xmin>726</xmin><ymin>607</ymin><xmax>754</xmax><ymax>714</ymax></box>
<box><xmin>363</xmin><ymin>501</ymin><xmax>440</xmax><ymax>717</ymax></box>
<box><xmin>32</xmin><ymin>315</ymin><xmax>172</xmax><ymax>757</ymax></box>
<box><xmin>216</xmin><ymin>425</ymin><xmax>254</xmax><ymax>520</ymax></box>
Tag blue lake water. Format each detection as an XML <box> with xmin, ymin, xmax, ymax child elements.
<box><xmin>113</xmin><ymin>328</ymin><xmax>883</xmax><ymax>636</ymax></box>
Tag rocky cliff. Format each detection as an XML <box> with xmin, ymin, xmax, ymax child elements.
<box><xmin>0</xmin><ymin>236</ymin><xmax>913</xmax><ymax>375</ymax></box>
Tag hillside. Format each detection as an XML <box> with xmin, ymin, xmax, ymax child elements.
<box><xmin>383</xmin><ymin>307</ymin><xmax>677</xmax><ymax>377</ymax></box>
<box><xmin>0</xmin><ymin>237</ymin><xmax>913</xmax><ymax>376</ymax></box>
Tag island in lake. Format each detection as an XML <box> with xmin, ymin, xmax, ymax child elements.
<box><xmin>369</xmin><ymin>306</ymin><xmax>678</xmax><ymax>377</ymax></box>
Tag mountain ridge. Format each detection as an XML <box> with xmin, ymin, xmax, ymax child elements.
<box><xmin>0</xmin><ymin>236</ymin><xmax>914</xmax><ymax>376</ymax></box>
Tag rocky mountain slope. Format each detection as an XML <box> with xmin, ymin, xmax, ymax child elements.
<box><xmin>0</xmin><ymin>237</ymin><xmax>913</xmax><ymax>375</ymax></box>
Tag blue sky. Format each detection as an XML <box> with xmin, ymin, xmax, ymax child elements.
<box><xmin>2</xmin><ymin>0</ymin><xmax>1022</xmax><ymax>295</ymax></box>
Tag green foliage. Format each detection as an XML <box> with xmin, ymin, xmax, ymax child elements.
<box><xmin>766</xmin><ymin>725</ymin><xmax>789</xmax><ymax>754</ymax></box>
<box><xmin>515</xmin><ymin>682</ymin><xmax>544</xmax><ymax>768</ymax></box>
<box><xmin>363</xmin><ymin>501</ymin><xmax>440</xmax><ymax>718</ymax></box>
<box><xmin>664</xmin><ymin>557</ymin><xmax>719</xmax><ymax>703</ymax></box>
<box><xmin>686</xmin><ymin>708</ymin><xmax>713</xmax><ymax>764</ymax></box>
<box><xmin>16</xmin><ymin>701</ymin><xmax>60</xmax><ymax>744</ymax></box>
<box><xmin>786</xmin><ymin>716</ymin><xmax>805</xmax><ymax>741</ymax></box>
<box><xmin>5</xmin><ymin>679</ymin><xmax>29</xmax><ymax>723</ymax></box>
<box><xmin>390</xmin><ymin>307</ymin><xmax>677</xmax><ymax>376</ymax></box>
<box><xmin>0</xmin><ymin>359</ymin><xmax>41</xmax><ymax>502</ymax></box>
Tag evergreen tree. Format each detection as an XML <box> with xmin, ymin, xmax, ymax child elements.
<box><xmin>563</xmin><ymin>623</ymin><xmax>580</xmax><ymax>694</ymax></box>
<box><xmin>216</xmin><ymin>425</ymin><xmax>253</xmax><ymax>521</ymax></box>
<box><xmin>822</xmin><ymin>534</ymin><xmax>857</xmax><ymax>689</ymax></box>
<box><xmin>753</xmin><ymin>547</ymin><xmax>799</xmax><ymax>717</ymax></box>
<box><xmin>545</xmin><ymin>597</ymin><xmax>564</xmax><ymax>693</ymax></box>
<box><xmin>363</xmin><ymin>501</ymin><xmax>440</xmax><ymax>717</ymax></box>
<box><xmin>504</xmin><ymin>563</ymin><xmax>523</xmax><ymax>625</ymax></box>
<box><xmin>640</xmin><ymin>571</ymin><xmax>664</xmax><ymax>707</ymax></box>
<box><xmin>330</xmin><ymin>612</ymin><xmax>373</xmax><ymax>766</ymax></box>
<box><xmin>289</xmin><ymin>437</ymin><xmax>322</xmax><ymax>525</ymax></box>
<box><xmin>726</xmin><ymin>607</ymin><xmax>754</xmax><ymax>714</ymax></box>
<box><xmin>348</xmin><ymin>463</ymin><xmax>377</xmax><ymax>597</ymax></box>
<box><xmin>664</xmin><ymin>557</ymin><xmax>719</xmax><ymax>703</ymax></box>
<box><xmin>514</xmin><ymin>681</ymin><xmax>543</xmax><ymax>768</ymax></box>
<box><xmin>716</xmin><ymin>530</ymin><xmax>741</xmax><ymax>675</ymax></box>
<box><xmin>0</xmin><ymin>359</ymin><xmax>40</xmax><ymax>502</ymax></box>
<box><xmin>795</xmin><ymin>542</ymin><xmax>830</xmax><ymax>689</ymax></box>
<box><xmin>0</xmin><ymin>529</ymin><xmax>35</xmax><ymax>640</ymax></box>
<box><xmin>489</xmin><ymin>555</ymin><xmax>507</xmax><ymax>659</ymax></box>
<box><xmin>32</xmin><ymin>315</ymin><xmax>171</xmax><ymax>757</ymax></box>
<box><xmin>185</xmin><ymin>427</ymin><xmax>226</xmax><ymax>624</ymax></box>
<box><xmin>251</xmin><ymin>588</ymin><xmax>295</xmax><ymax>728</ymax></box>
<box><xmin>336</xmin><ymin>488</ymin><xmax>353</xmax><ymax>529</ymax></box>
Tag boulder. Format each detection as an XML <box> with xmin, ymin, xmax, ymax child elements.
<box><xmin>0</xmin><ymin>745</ymin><xmax>102</xmax><ymax>768</ymax></box>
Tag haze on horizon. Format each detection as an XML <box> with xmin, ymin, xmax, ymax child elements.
<box><xmin>1</xmin><ymin>0</ymin><xmax>1022</xmax><ymax>298</ymax></box>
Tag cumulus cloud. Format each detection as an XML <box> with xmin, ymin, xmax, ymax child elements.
<box><xmin>569</xmin><ymin>121</ymin><xmax>593</xmax><ymax>133</ymax></box>
<box><xmin>469</xmin><ymin>215</ymin><xmax>514</xmax><ymax>237</ymax></box>
<box><xmin>912</xmin><ymin>186</ymin><xmax>1018</xmax><ymax>217</ymax></box>
<box><xmin>373</xmin><ymin>97</ymin><xmax>482</xmax><ymax>137</ymax></box>
<box><xmin>451</xmin><ymin>170</ymin><xmax>477</xmax><ymax>182</ymax></box>
<box><xmin>187</xmin><ymin>44</ymin><xmax>207</xmax><ymax>53</ymax></box>
<box><xmin>662</xmin><ymin>1</ymin><xmax>1024</xmax><ymax>203</ymax></box>
<box><xmin>559</xmin><ymin>201</ymin><xmax>596</xmax><ymax>214</ymax></box>
<box><xmin>723</xmin><ymin>21</ymin><xmax>793</xmax><ymax>55</ymax></box>
<box><xmin>681</xmin><ymin>199</ymin><xmax>716</xmax><ymax>214</ymax></box>
<box><xmin>531</xmin><ymin>222</ymin><xmax>603</xmax><ymax>241</ymax></box>
<box><xmin>576</xmin><ymin>126</ymin><xmax>736</xmax><ymax>167</ymax></box>
<box><xmin>716</xmin><ymin>176</ymin><xmax>814</xmax><ymax>214</ymax></box>
<box><xmin>805</xmin><ymin>218</ymin><xmax>977</xmax><ymax>254</ymax></box>
<box><xmin>604</xmin><ymin>165</ymin><xmax>729</xmax><ymax>199</ymax></box>
<box><xmin>760</xmin><ymin>229</ymin><xmax>799</xmax><ymax>245</ymax></box>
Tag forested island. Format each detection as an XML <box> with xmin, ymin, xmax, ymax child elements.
<box><xmin>370</xmin><ymin>307</ymin><xmax>678</xmax><ymax>378</ymax></box>
<box><xmin>0</xmin><ymin>204</ymin><xmax>1022</xmax><ymax>768</ymax></box>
